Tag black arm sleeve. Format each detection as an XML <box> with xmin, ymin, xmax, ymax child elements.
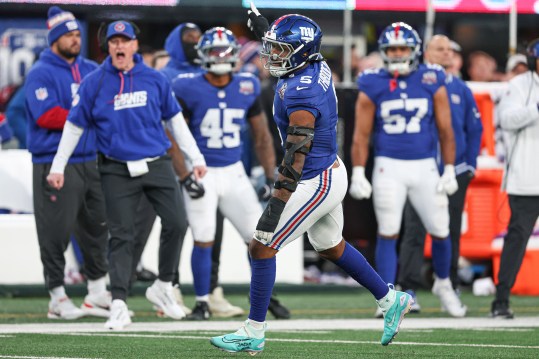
<box><xmin>247</xmin><ymin>95</ymin><xmax>263</xmax><ymax>118</ymax></box>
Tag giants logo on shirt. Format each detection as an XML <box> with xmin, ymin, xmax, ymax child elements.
<box><xmin>114</xmin><ymin>91</ymin><xmax>148</xmax><ymax>110</ymax></box>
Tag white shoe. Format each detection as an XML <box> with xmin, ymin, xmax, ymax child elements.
<box><xmin>146</xmin><ymin>281</ymin><xmax>186</xmax><ymax>320</ymax></box>
<box><xmin>432</xmin><ymin>277</ymin><xmax>467</xmax><ymax>318</ymax></box>
<box><xmin>209</xmin><ymin>287</ymin><xmax>244</xmax><ymax>318</ymax></box>
<box><xmin>154</xmin><ymin>285</ymin><xmax>192</xmax><ymax>317</ymax></box>
<box><xmin>81</xmin><ymin>291</ymin><xmax>111</xmax><ymax>318</ymax></box>
<box><xmin>48</xmin><ymin>296</ymin><xmax>86</xmax><ymax>320</ymax></box>
<box><xmin>105</xmin><ymin>299</ymin><xmax>132</xmax><ymax>330</ymax></box>
<box><xmin>374</xmin><ymin>306</ymin><xmax>383</xmax><ymax>319</ymax></box>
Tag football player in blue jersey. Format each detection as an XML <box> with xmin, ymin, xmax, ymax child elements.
<box><xmin>398</xmin><ymin>35</ymin><xmax>483</xmax><ymax>313</ymax></box>
<box><xmin>171</xmin><ymin>27</ymin><xmax>277</xmax><ymax>320</ymax></box>
<box><xmin>210</xmin><ymin>5</ymin><xmax>413</xmax><ymax>354</ymax></box>
<box><xmin>349</xmin><ymin>22</ymin><xmax>467</xmax><ymax>318</ymax></box>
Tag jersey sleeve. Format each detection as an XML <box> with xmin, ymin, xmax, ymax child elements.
<box><xmin>284</xmin><ymin>89</ymin><xmax>320</xmax><ymax>119</ymax></box>
<box><xmin>25</xmin><ymin>69</ymin><xmax>65</xmax><ymax>125</ymax></box>
<box><xmin>160</xmin><ymin>78</ymin><xmax>182</xmax><ymax>121</ymax></box>
<box><xmin>66</xmin><ymin>74</ymin><xmax>95</xmax><ymax>129</ymax></box>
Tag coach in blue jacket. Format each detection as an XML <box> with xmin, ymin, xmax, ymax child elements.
<box><xmin>397</xmin><ymin>35</ymin><xmax>483</xmax><ymax>311</ymax></box>
<box><xmin>25</xmin><ymin>6</ymin><xmax>109</xmax><ymax>321</ymax></box>
<box><xmin>47</xmin><ymin>20</ymin><xmax>207</xmax><ymax>330</ymax></box>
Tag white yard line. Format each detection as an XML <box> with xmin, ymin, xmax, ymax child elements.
<box><xmin>0</xmin><ymin>317</ymin><xmax>538</xmax><ymax>334</ymax></box>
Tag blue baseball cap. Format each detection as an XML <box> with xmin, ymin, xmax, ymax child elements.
<box><xmin>106</xmin><ymin>21</ymin><xmax>137</xmax><ymax>41</ymax></box>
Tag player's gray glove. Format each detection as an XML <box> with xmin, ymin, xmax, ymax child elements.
<box><xmin>180</xmin><ymin>172</ymin><xmax>205</xmax><ymax>199</ymax></box>
<box><xmin>247</xmin><ymin>1</ymin><xmax>269</xmax><ymax>40</ymax></box>
<box><xmin>349</xmin><ymin>166</ymin><xmax>372</xmax><ymax>200</ymax></box>
<box><xmin>254</xmin><ymin>197</ymin><xmax>286</xmax><ymax>243</ymax></box>
<box><xmin>437</xmin><ymin>164</ymin><xmax>459</xmax><ymax>195</ymax></box>
<box><xmin>257</xmin><ymin>177</ymin><xmax>274</xmax><ymax>202</ymax></box>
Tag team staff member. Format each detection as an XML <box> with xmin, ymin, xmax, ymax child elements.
<box><xmin>491</xmin><ymin>39</ymin><xmax>539</xmax><ymax>318</ymax></box>
<box><xmin>26</xmin><ymin>6</ymin><xmax>109</xmax><ymax>320</ymax></box>
<box><xmin>398</xmin><ymin>35</ymin><xmax>483</xmax><ymax>310</ymax></box>
<box><xmin>47</xmin><ymin>20</ymin><xmax>206</xmax><ymax>330</ymax></box>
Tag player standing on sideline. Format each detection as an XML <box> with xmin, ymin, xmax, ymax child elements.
<box><xmin>398</xmin><ymin>35</ymin><xmax>483</xmax><ymax>312</ymax></box>
<box><xmin>25</xmin><ymin>6</ymin><xmax>110</xmax><ymax>320</ymax></box>
<box><xmin>210</xmin><ymin>6</ymin><xmax>413</xmax><ymax>354</ymax></box>
<box><xmin>47</xmin><ymin>20</ymin><xmax>206</xmax><ymax>330</ymax></box>
<box><xmin>349</xmin><ymin>23</ymin><xmax>466</xmax><ymax>318</ymax></box>
<box><xmin>172</xmin><ymin>27</ymin><xmax>276</xmax><ymax>320</ymax></box>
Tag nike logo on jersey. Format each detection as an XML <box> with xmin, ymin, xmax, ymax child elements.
<box><xmin>296</xmin><ymin>86</ymin><xmax>308</xmax><ymax>91</ymax></box>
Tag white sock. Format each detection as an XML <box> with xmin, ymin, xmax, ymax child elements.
<box><xmin>245</xmin><ymin>319</ymin><xmax>266</xmax><ymax>339</ymax></box>
<box><xmin>195</xmin><ymin>295</ymin><xmax>209</xmax><ymax>302</ymax></box>
<box><xmin>377</xmin><ymin>287</ymin><xmax>396</xmax><ymax>312</ymax></box>
<box><xmin>49</xmin><ymin>286</ymin><xmax>66</xmax><ymax>301</ymax></box>
<box><xmin>87</xmin><ymin>276</ymin><xmax>107</xmax><ymax>295</ymax></box>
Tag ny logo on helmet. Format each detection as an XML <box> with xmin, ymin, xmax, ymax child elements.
<box><xmin>300</xmin><ymin>27</ymin><xmax>314</xmax><ymax>42</ymax></box>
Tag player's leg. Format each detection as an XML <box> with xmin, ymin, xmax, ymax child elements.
<box><xmin>398</xmin><ymin>200</ymin><xmax>427</xmax><ymax>313</ymax></box>
<box><xmin>182</xmin><ymin>167</ymin><xmax>218</xmax><ymax>320</ymax></box>
<box><xmin>142</xmin><ymin>157</ymin><xmax>189</xmax><ymax>321</ymax></box>
<box><xmin>74</xmin><ymin>161</ymin><xmax>110</xmax><ymax>318</ymax></box>
<box><xmin>33</xmin><ymin>162</ymin><xmax>86</xmax><ymax>320</ymax></box>
<box><xmin>409</xmin><ymin>159</ymin><xmax>465</xmax><ymax>317</ymax></box>
<box><xmin>447</xmin><ymin>172</ymin><xmax>472</xmax><ymax>289</ymax></box>
<box><xmin>372</xmin><ymin>157</ymin><xmax>408</xmax><ymax>286</ymax></box>
<box><xmin>210</xmin><ymin>158</ymin><xmax>343</xmax><ymax>353</ymax></box>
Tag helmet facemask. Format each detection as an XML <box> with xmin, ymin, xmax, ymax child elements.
<box><xmin>380</xmin><ymin>44</ymin><xmax>419</xmax><ymax>76</ymax></box>
<box><xmin>261</xmin><ymin>38</ymin><xmax>301</xmax><ymax>77</ymax></box>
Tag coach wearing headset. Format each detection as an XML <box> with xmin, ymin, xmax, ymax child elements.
<box><xmin>47</xmin><ymin>20</ymin><xmax>207</xmax><ymax>330</ymax></box>
<box><xmin>491</xmin><ymin>39</ymin><xmax>539</xmax><ymax>319</ymax></box>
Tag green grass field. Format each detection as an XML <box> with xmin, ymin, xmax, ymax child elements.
<box><xmin>1</xmin><ymin>287</ymin><xmax>538</xmax><ymax>358</ymax></box>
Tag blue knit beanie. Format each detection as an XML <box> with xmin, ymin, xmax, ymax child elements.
<box><xmin>47</xmin><ymin>6</ymin><xmax>80</xmax><ymax>46</ymax></box>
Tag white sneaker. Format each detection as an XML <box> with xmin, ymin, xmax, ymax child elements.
<box><xmin>48</xmin><ymin>296</ymin><xmax>86</xmax><ymax>320</ymax></box>
<box><xmin>81</xmin><ymin>291</ymin><xmax>111</xmax><ymax>318</ymax></box>
<box><xmin>146</xmin><ymin>281</ymin><xmax>186</xmax><ymax>320</ymax></box>
<box><xmin>105</xmin><ymin>299</ymin><xmax>132</xmax><ymax>330</ymax></box>
<box><xmin>209</xmin><ymin>287</ymin><xmax>244</xmax><ymax>318</ymax></box>
<box><xmin>154</xmin><ymin>285</ymin><xmax>192</xmax><ymax>317</ymax></box>
<box><xmin>432</xmin><ymin>277</ymin><xmax>467</xmax><ymax>317</ymax></box>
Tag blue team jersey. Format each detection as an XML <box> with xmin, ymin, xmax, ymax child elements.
<box><xmin>358</xmin><ymin>63</ymin><xmax>446</xmax><ymax>160</ymax></box>
<box><xmin>171</xmin><ymin>72</ymin><xmax>260</xmax><ymax>167</ymax></box>
<box><xmin>273</xmin><ymin>61</ymin><xmax>338</xmax><ymax>180</ymax></box>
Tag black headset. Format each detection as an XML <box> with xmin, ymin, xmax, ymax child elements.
<box><xmin>97</xmin><ymin>21</ymin><xmax>141</xmax><ymax>54</ymax></box>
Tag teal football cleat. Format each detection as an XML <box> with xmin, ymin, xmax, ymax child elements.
<box><xmin>378</xmin><ymin>287</ymin><xmax>413</xmax><ymax>346</ymax></box>
<box><xmin>210</xmin><ymin>320</ymin><xmax>266</xmax><ymax>355</ymax></box>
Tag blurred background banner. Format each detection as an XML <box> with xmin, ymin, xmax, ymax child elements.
<box><xmin>242</xmin><ymin>0</ymin><xmax>539</xmax><ymax>13</ymax></box>
<box><xmin>1</xmin><ymin>0</ymin><xmax>178</xmax><ymax>5</ymax></box>
<box><xmin>0</xmin><ymin>19</ymin><xmax>88</xmax><ymax>89</ymax></box>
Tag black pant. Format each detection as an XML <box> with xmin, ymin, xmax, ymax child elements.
<box><xmin>398</xmin><ymin>172</ymin><xmax>472</xmax><ymax>291</ymax></box>
<box><xmin>495</xmin><ymin>195</ymin><xmax>539</xmax><ymax>302</ymax></box>
<box><xmin>33</xmin><ymin>161</ymin><xmax>108</xmax><ymax>290</ymax></box>
<box><xmin>99</xmin><ymin>155</ymin><xmax>187</xmax><ymax>301</ymax></box>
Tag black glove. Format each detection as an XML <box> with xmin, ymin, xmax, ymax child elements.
<box><xmin>257</xmin><ymin>177</ymin><xmax>274</xmax><ymax>202</ymax></box>
<box><xmin>179</xmin><ymin>172</ymin><xmax>205</xmax><ymax>199</ymax></box>
<box><xmin>247</xmin><ymin>2</ymin><xmax>269</xmax><ymax>40</ymax></box>
<box><xmin>256</xmin><ymin>197</ymin><xmax>286</xmax><ymax>233</ymax></box>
